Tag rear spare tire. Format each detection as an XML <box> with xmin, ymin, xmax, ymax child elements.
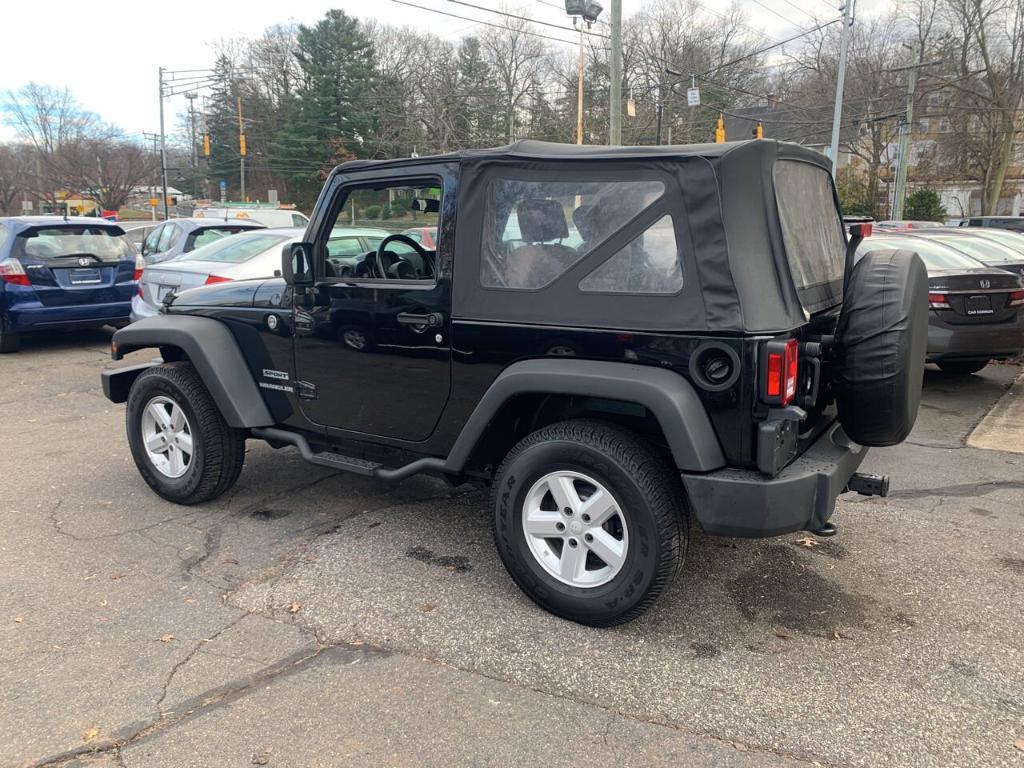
<box><xmin>833</xmin><ymin>249</ymin><xmax>929</xmax><ymax>446</ymax></box>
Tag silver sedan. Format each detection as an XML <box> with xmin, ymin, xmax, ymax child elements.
<box><xmin>131</xmin><ymin>228</ymin><xmax>303</xmax><ymax>321</ymax></box>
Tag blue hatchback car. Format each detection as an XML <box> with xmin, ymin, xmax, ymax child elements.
<box><xmin>0</xmin><ymin>216</ymin><xmax>139</xmax><ymax>353</ymax></box>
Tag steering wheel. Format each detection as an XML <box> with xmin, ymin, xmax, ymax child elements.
<box><xmin>376</xmin><ymin>234</ymin><xmax>431</xmax><ymax>279</ymax></box>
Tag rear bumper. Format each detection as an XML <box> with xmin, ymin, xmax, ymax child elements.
<box><xmin>926</xmin><ymin>314</ymin><xmax>1024</xmax><ymax>362</ymax></box>
<box><xmin>681</xmin><ymin>422</ymin><xmax>867</xmax><ymax>538</ymax></box>
<box><xmin>130</xmin><ymin>294</ymin><xmax>161</xmax><ymax>323</ymax></box>
<box><xmin>6</xmin><ymin>300</ymin><xmax>132</xmax><ymax>331</ymax></box>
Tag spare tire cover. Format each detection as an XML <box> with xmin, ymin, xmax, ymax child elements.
<box><xmin>833</xmin><ymin>249</ymin><xmax>929</xmax><ymax>446</ymax></box>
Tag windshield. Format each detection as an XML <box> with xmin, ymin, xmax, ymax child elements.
<box><xmin>177</xmin><ymin>232</ymin><xmax>292</xmax><ymax>264</ymax></box>
<box><xmin>927</xmin><ymin>234</ymin><xmax>1023</xmax><ymax>265</ymax></box>
<box><xmin>15</xmin><ymin>226</ymin><xmax>131</xmax><ymax>260</ymax></box>
<box><xmin>860</xmin><ymin>237</ymin><xmax>982</xmax><ymax>270</ymax></box>
<box><xmin>968</xmin><ymin>229</ymin><xmax>1024</xmax><ymax>253</ymax></box>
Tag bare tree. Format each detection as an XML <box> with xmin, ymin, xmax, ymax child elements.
<box><xmin>938</xmin><ymin>0</ymin><xmax>1024</xmax><ymax>212</ymax></box>
<box><xmin>479</xmin><ymin>11</ymin><xmax>548</xmax><ymax>143</ymax></box>
<box><xmin>0</xmin><ymin>143</ymin><xmax>33</xmax><ymax>215</ymax></box>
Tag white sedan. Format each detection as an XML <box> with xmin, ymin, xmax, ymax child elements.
<box><xmin>131</xmin><ymin>228</ymin><xmax>303</xmax><ymax>321</ymax></box>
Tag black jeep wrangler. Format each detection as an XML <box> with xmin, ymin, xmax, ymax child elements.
<box><xmin>102</xmin><ymin>140</ymin><xmax>928</xmax><ymax>626</ymax></box>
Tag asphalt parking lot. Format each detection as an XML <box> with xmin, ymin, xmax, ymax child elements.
<box><xmin>1</xmin><ymin>328</ymin><xmax>1022</xmax><ymax>768</ymax></box>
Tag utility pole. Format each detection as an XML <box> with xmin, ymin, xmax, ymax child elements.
<box><xmin>828</xmin><ymin>1</ymin><xmax>854</xmax><ymax>177</ymax></box>
<box><xmin>157</xmin><ymin>67</ymin><xmax>170</xmax><ymax>220</ymax></box>
<box><xmin>237</xmin><ymin>95</ymin><xmax>246</xmax><ymax>201</ymax></box>
<box><xmin>142</xmin><ymin>132</ymin><xmax>161</xmax><ymax>221</ymax></box>
<box><xmin>576</xmin><ymin>25</ymin><xmax>585</xmax><ymax>144</ymax></box>
<box><xmin>892</xmin><ymin>43</ymin><xmax>921</xmax><ymax>221</ymax></box>
<box><xmin>185</xmin><ymin>92</ymin><xmax>199</xmax><ymax>201</ymax></box>
<box><xmin>608</xmin><ymin>0</ymin><xmax>622</xmax><ymax>145</ymax></box>
<box><xmin>654</xmin><ymin>85</ymin><xmax>663</xmax><ymax>145</ymax></box>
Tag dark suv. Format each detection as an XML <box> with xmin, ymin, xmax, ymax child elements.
<box><xmin>101</xmin><ymin>140</ymin><xmax>928</xmax><ymax>626</ymax></box>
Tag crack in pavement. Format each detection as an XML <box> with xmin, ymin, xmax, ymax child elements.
<box><xmin>22</xmin><ymin>643</ymin><xmax>388</xmax><ymax>768</ymax></box>
<box><xmin>152</xmin><ymin>611</ymin><xmax>248</xmax><ymax>716</ymax></box>
<box><xmin>889</xmin><ymin>479</ymin><xmax>1024</xmax><ymax>500</ymax></box>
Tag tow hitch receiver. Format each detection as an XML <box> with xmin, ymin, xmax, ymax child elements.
<box><xmin>846</xmin><ymin>472</ymin><xmax>890</xmax><ymax>497</ymax></box>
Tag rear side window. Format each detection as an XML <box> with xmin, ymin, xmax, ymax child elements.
<box><xmin>773</xmin><ymin>160</ymin><xmax>846</xmax><ymax>312</ymax></box>
<box><xmin>292</xmin><ymin>214</ymin><xmax>308</xmax><ymax>227</ymax></box>
<box><xmin>579</xmin><ymin>215</ymin><xmax>683</xmax><ymax>294</ymax></box>
<box><xmin>157</xmin><ymin>223</ymin><xmax>181</xmax><ymax>253</ymax></box>
<box><xmin>186</xmin><ymin>226</ymin><xmax>251</xmax><ymax>251</ymax></box>
<box><xmin>179</xmin><ymin>232</ymin><xmax>291</xmax><ymax>264</ymax></box>
<box><xmin>481</xmin><ymin>178</ymin><xmax>665</xmax><ymax>290</ymax></box>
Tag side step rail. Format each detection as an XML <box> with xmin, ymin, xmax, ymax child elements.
<box><xmin>251</xmin><ymin>427</ymin><xmax>446</xmax><ymax>482</ymax></box>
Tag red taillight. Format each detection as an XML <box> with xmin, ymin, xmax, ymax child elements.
<box><xmin>764</xmin><ymin>338</ymin><xmax>799</xmax><ymax>405</ymax></box>
<box><xmin>204</xmin><ymin>274</ymin><xmax>233</xmax><ymax>285</ymax></box>
<box><xmin>1009</xmin><ymin>289</ymin><xmax>1024</xmax><ymax>308</ymax></box>
<box><xmin>766</xmin><ymin>352</ymin><xmax>783</xmax><ymax>398</ymax></box>
<box><xmin>929</xmin><ymin>292</ymin><xmax>951</xmax><ymax>310</ymax></box>
<box><xmin>0</xmin><ymin>258</ymin><xmax>30</xmax><ymax>286</ymax></box>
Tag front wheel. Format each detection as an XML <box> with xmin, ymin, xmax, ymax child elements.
<box><xmin>492</xmin><ymin>419</ymin><xmax>687</xmax><ymax>627</ymax></box>
<box><xmin>126</xmin><ymin>363</ymin><xmax>246</xmax><ymax>504</ymax></box>
<box><xmin>937</xmin><ymin>360</ymin><xmax>988</xmax><ymax>375</ymax></box>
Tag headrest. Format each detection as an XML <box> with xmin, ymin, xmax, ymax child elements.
<box><xmin>517</xmin><ymin>198</ymin><xmax>569</xmax><ymax>242</ymax></box>
<box><xmin>572</xmin><ymin>204</ymin><xmax>607</xmax><ymax>243</ymax></box>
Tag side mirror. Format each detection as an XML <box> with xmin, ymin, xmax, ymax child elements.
<box><xmin>282</xmin><ymin>242</ymin><xmax>314</xmax><ymax>285</ymax></box>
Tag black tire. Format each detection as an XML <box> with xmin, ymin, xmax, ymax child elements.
<box><xmin>937</xmin><ymin>360</ymin><xmax>988</xmax><ymax>375</ymax></box>
<box><xmin>834</xmin><ymin>249</ymin><xmax>929</xmax><ymax>446</ymax></box>
<box><xmin>126</xmin><ymin>362</ymin><xmax>246</xmax><ymax>504</ymax></box>
<box><xmin>0</xmin><ymin>316</ymin><xmax>21</xmax><ymax>353</ymax></box>
<box><xmin>491</xmin><ymin>419</ymin><xmax>686</xmax><ymax>627</ymax></box>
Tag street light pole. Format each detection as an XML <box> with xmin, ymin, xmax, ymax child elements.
<box><xmin>608</xmin><ymin>0</ymin><xmax>622</xmax><ymax>145</ymax></box>
<box><xmin>185</xmin><ymin>92</ymin><xmax>199</xmax><ymax>202</ymax></box>
<box><xmin>892</xmin><ymin>44</ymin><xmax>921</xmax><ymax>221</ymax></box>
<box><xmin>158</xmin><ymin>67</ymin><xmax>170</xmax><ymax>220</ymax></box>
<box><xmin>828</xmin><ymin>1</ymin><xmax>854</xmax><ymax>176</ymax></box>
<box><xmin>565</xmin><ymin>1</ymin><xmax>603</xmax><ymax>146</ymax></box>
<box><xmin>576</xmin><ymin>25</ymin><xmax>585</xmax><ymax>144</ymax></box>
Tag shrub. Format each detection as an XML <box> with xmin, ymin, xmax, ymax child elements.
<box><xmin>904</xmin><ymin>187</ymin><xmax>947</xmax><ymax>222</ymax></box>
<box><xmin>363</xmin><ymin>204</ymin><xmax>381</xmax><ymax>219</ymax></box>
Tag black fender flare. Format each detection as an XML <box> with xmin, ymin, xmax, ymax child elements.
<box><xmin>107</xmin><ymin>315</ymin><xmax>274</xmax><ymax>428</ymax></box>
<box><xmin>444</xmin><ymin>359</ymin><xmax>725</xmax><ymax>473</ymax></box>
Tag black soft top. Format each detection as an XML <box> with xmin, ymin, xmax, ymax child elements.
<box><xmin>334</xmin><ymin>140</ymin><xmax>842</xmax><ymax>334</ymax></box>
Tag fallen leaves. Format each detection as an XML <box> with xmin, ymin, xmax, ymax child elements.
<box><xmin>160</xmin><ymin>634</ymin><xmax>176</xmax><ymax>643</ymax></box>
<box><xmin>109</xmin><ymin>571</ymin><xmax>123</xmax><ymax>580</ymax></box>
<box><xmin>421</xmin><ymin>603</ymin><xmax>435</xmax><ymax>613</ymax></box>
<box><xmin>81</xmin><ymin>727</ymin><xmax>101</xmax><ymax>742</ymax></box>
<box><xmin>795</xmin><ymin>536</ymin><xmax>818</xmax><ymax>548</ymax></box>
<box><xmin>13</xmin><ymin>617</ymin><xmax>23</xmax><ymax>624</ymax></box>
<box><xmin>287</xmin><ymin>602</ymin><xmax>302</xmax><ymax>614</ymax></box>
<box><xmin>1014</xmin><ymin>738</ymin><xmax>1024</xmax><ymax>752</ymax></box>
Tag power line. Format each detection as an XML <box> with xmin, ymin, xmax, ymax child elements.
<box><xmin>449</xmin><ymin>0</ymin><xmax>609</xmax><ymax>39</ymax></box>
<box><xmin>390</xmin><ymin>0</ymin><xmax>578</xmax><ymax>45</ymax></box>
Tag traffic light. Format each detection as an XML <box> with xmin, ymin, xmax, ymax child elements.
<box><xmin>754</xmin><ymin>122</ymin><xmax>763</xmax><ymax>139</ymax></box>
<box><xmin>203</xmin><ymin>133</ymin><xmax>210</xmax><ymax>157</ymax></box>
<box><xmin>715</xmin><ymin>113</ymin><xmax>725</xmax><ymax>143</ymax></box>
<box><xmin>239</xmin><ymin>134</ymin><xmax>247</xmax><ymax>157</ymax></box>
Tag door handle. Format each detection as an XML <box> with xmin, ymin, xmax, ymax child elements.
<box><xmin>397</xmin><ymin>311</ymin><xmax>443</xmax><ymax>328</ymax></box>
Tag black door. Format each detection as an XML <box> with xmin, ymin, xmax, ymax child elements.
<box><xmin>291</xmin><ymin>167</ymin><xmax>454</xmax><ymax>443</ymax></box>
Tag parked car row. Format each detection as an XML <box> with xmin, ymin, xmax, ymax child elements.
<box><xmin>0</xmin><ymin>213</ymin><xmax>438</xmax><ymax>353</ymax></box>
<box><xmin>858</xmin><ymin>222</ymin><xmax>1024</xmax><ymax>374</ymax></box>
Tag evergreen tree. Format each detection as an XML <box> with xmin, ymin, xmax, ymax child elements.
<box><xmin>903</xmin><ymin>188</ymin><xmax>948</xmax><ymax>222</ymax></box>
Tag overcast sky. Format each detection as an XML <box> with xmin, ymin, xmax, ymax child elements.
<box><xmin>0</xmin><ymin>0</ymin><xmax>861</xmax><ymax>142</ymax></box>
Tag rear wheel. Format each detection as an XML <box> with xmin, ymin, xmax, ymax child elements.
<box><xmin>0</xmin><ymin>317</ymin><xmax>21</xmax><ymax>353</ymax></box>
<box><xmin>937</xmin><ymin>360</ymin><xmax>988</xmax><ymax>375</ymax></box>
<box><xmin>492</xmin><ymin>419</ymin><xmax>686</xmax><ymax>627</ymax></box>
<box><xmin>126</xmin><ymin>362</ymin><xmax>245</xmax><ymax>504</ymax></box>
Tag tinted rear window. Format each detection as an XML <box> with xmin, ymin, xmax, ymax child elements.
<box><xmin>15</xmin><ymin>226</ymin><xmax>131</xmax><ymax>259</ymax></box>
<box><xmin>773</xmin><ymin>160</ymin><xmax>846</xmax><ymax>312</ymax></box>
<box><xmin>179</xmin><ymin>232</ymin><xmax>291</xmax><ymax>264</ymax></box>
